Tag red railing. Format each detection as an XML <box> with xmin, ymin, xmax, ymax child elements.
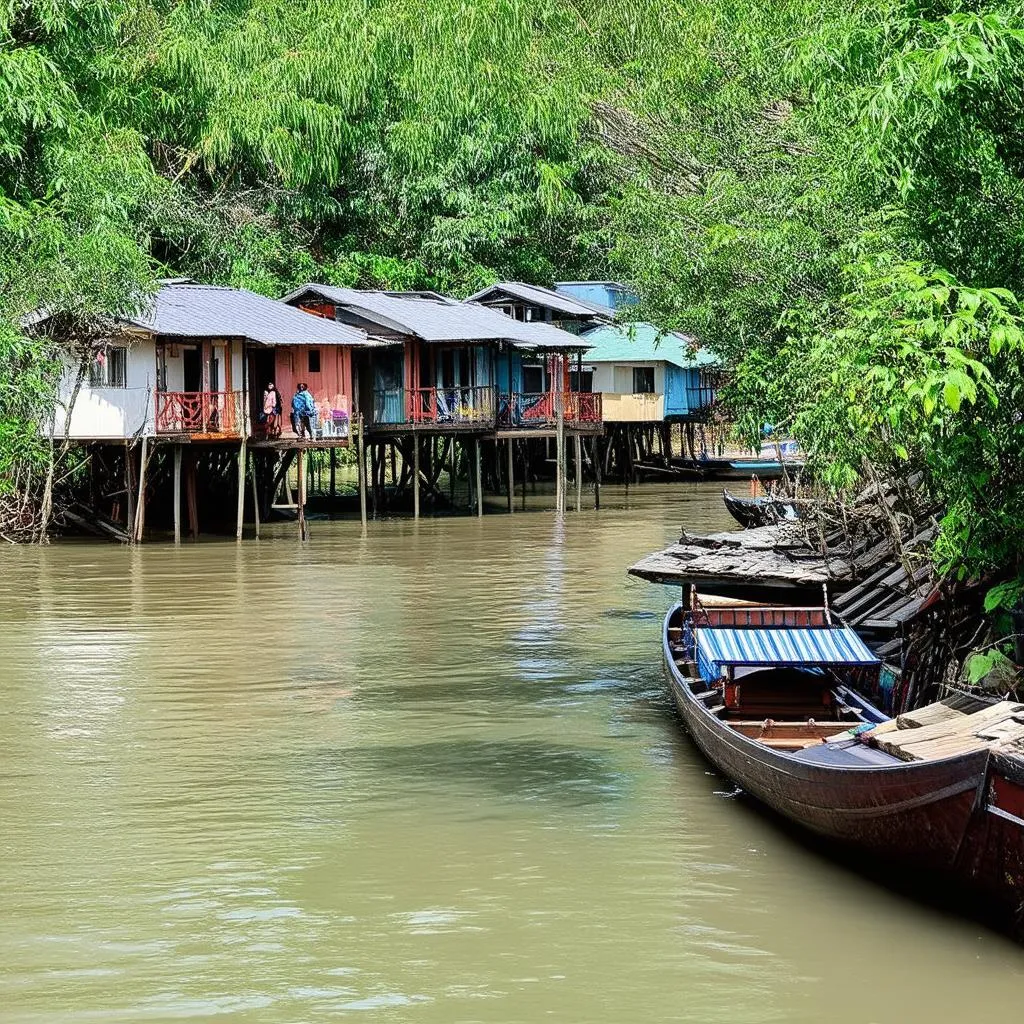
<box><xmin>405</xmin><ymin>386</ymin><xmax>496</xmax><ymax>426</ymax></box>
<box><xmin>566</xmin><ymin>391</ymin><xmax>602</xmax><ymax>424</ymax></box>
<box><xmin>155</xmin><ymin>391</ymin><xmax>244</xmax><ymax>436</ymax></box>
<box><xmin>497</xmin><ymin>392</ymin><xmax>603</xmax><ymax>428</ymax></box>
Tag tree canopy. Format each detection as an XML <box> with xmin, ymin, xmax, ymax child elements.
<box><xmin>1</xmin><ymin>0</ymin><xmax>1023</xmax><ymax>598</ymax></box>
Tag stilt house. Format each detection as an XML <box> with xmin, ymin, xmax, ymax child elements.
<box><xmin>47</xmin><ymin>280</ymin><xmax>374</xmax><ymax>444</ymax></box>
<box><xmin>580</xmin><ymin>322</ymin><xmax>718</xmax><ymax>425</ymax></box>
<box><xmin>283</xmin><ymin>285</ymin><xmax>602</xmax><ymax>434</ymax></box>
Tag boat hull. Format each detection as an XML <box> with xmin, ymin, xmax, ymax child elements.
<box><xmin>661</xmin><ymin>606</ymin><xmax>992</xmax><ymax>875</ymax></box>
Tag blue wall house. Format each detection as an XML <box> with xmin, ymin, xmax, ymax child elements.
<box><xmin>580</xmin><ymin>322</ymin><xmax>719</xmax><ymax>424</ymax></box>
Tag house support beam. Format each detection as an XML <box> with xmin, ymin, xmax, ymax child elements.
<box><xmin>132</xmin><ymin>435</ymin><xmax>149</xmax><ymax>543</ymax></box>
<box><xmin>357</xmin><ymin>414</ymin><xmax>367</xmax><ymax>534</ymax></box>
<box><xmin>297</xmin><ymin>447</ymin><xmax>308</xmax><ymax>541</ymax></box>
<box><xmin>413</xmin><ymin>436</ymin><xmax>420</xmax><ymax>519</ymax></box>
<box><xmin>235</xmin><ymin>439</ymin><xmax>246</xmax><ymax>541</ymax></box>
<box><xmin>574</xmin><ymin>433</ymin><xmax>582</xmax><ymax>513</ymax></box>
<box><xmin>250</xmin><ymin>449</ymin><xmax>260</xmax><ymax>540</ymax></box>
<box><xmin>173</xmin><ymin>444</ymin><xmax>182</xmax><ymax>544</ymax></box>
<box><xmin>506</xmin><ymin>438</ymin><xmax>514</xmax><ymax>513</ymax></box>
<box><xmin>475</xmin><ymin>437</ymin><xmax>483</xmax><ymax>518</ymax></box>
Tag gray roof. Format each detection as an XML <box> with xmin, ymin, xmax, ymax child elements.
<box><xmin>465</xmin><ymin>281</ymin><xmax>612</xmax><ymax>319</ymax></box>
<box><xmin>126</xmin><ymin>282</ymin><xmax>372</xmax><ymax>347</ymax></box>
<box><xmin>284</xmin><ymin>284</ymin><xmax>589</xmax><ymax>350</ymax></box>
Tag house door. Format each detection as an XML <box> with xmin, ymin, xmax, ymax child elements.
<box><xmin>182</xmin><ymin>347</ymin><xmax>202</xmax><ymax>392</ymax></box>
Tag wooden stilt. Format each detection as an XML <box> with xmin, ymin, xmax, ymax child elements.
<box><xmin>413</xmin><ymin>437</ymin><xmax>420</xmax><ymax>519</ymax></box>
<box><xmin>555</xmin><ymin>397</ymin><xmax>565</xmax><ymax>514</ymax></box>
<box><xmin>235</xmin><ymin>440</ymin><xmax>246</xmax><ymax>540</ymax></box>
<box><xmin>574</xmin><ymin>433</ymin><xmax>582</xmax><ymax>513</ymax></box>
<box><xmin>593</xmin><ymin>435</ymin><xmax>601</xmax><ymax>510</ymax></box>
<box><xmin>357</xmin><ymin>414</ymin><xmax>367</xmax><ymax>532</ymax></box>
<box><xmin>475</xmin><ymin>437</ymin><xmax>483</xmax><ymax>517</ymax></box>
<box><xmin>297</xmin><ymin>447</ymin><xmax>307</xmax><ymax>541</ymax></box>
<box><xmin>506</xmin><ymin>438</ymin><xmax>514</xmax><ymax>513</ymax></box>
<box><xmin>329</xmin><ymin>447</ymin><xmax>337</xmax><ymax>518</ymax></box>
<box><xmin>521</xmin><ymin>442</ymin><xmax>527</xmax><ymax>511</ymax></box>
<box><xmin>250</xmin><ymin>449</ymin><xmax>260</xmax><ymax>540</ymax></box>
<box><xmin>125</xmin><ymin>440</ymin><xmax>135</xmax><ymax>534</ymax></box>
<box><xmin>133</xmin><ymin>435</ymin><xmax>149</xmax><ymax>543</ymax></box>
<box><xmin>173</xmin><ymin>444</ymin><xmax>182</xmax><ymax>544</ymax></box>
<box><xmin>185</xmin><ymin>451</ymin><xmax>198</xmax><ymax>539</ymax></box>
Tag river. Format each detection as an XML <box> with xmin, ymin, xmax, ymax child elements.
<box><xmin>1</xmin><ymin>483</ymin><xmax>1021</xmax><ymax>1023</ymax></box>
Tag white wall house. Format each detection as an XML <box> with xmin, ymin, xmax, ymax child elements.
<box><xmin>49</xmin><ymin>334</ymin><xmax>248</xmax><ymax>441</ymax></box>
<box><xmin>51</xmin><ymin>337</ymin><xmax>156</xmax><ymax>440</ymax></box>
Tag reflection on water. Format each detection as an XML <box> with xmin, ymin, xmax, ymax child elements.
<box><xmin>1</xmin><ymin>483</ymin><xmax>1022</xmax><ymax>1023</ymax></box>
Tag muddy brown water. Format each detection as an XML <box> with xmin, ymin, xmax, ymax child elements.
<box><xmin>1</xmin><ymin>483</ymin><xmax>1022</xmax><ymax>1023</ymax></box>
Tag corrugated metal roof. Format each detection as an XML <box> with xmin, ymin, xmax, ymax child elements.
<box><xmin>284</xmin><ymin>284</ymin><xmax>588</xmax><ymax>349</ymax></box>
<box><xmin>465</xmin><ymin>281</ymin><xmax>612</xmax><ymax>319</ymax></box>
<box><xmin>696</xmin><ymin>627</ymin><xmax>880</xmax><ymax>681</ymax></box>
<box><xmin>581</xmin><ymin>322</ymin><xmax>719</xmax><ymax>368</ymax></box>
<box><xmin>128</xmin><ymin>283</ymin><xmax>372</xmax><ymax>347</ymax></box>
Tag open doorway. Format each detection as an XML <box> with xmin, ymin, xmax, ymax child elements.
<box><xmin>182</xmin><ymin>347</ymin><xmax>202</xmax><ymax>392</ymax></box>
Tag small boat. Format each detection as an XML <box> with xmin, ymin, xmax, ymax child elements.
<box><xmin>722</xmin><ymin>488</ymin><xmax>798</xmax><ymax>529</ymax></box>
<box><xmin>663</xmin><ymin>594</ymin><xmax>1024</xmax><ymax>926</ymax></box>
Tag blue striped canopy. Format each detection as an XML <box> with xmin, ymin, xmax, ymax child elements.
<box><xmin>695</xmin><ymin>626</ymin><xmax>879</xmax><ymax>682</ymax></box>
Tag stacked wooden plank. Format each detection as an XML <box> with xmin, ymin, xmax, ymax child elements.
<box><xmin>869</xmin><ymin>701</ymin><xmax>1024</xmax><ymax>762</ymax></box>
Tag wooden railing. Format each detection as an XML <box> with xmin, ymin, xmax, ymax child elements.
<box><xmin>566</xmin><ymin>391</ymin><xmax>602</xmax><ymax>424</ymax></box>
<box><xmin>497</xmin><ymin>391</ymin><xmax>603</xmax><ymax>428</ymax></box>
<box><xmin>371</xmin><ymin>386</ymin><xmax>496</xmax><ymax>426</ymax></box>
<box><xmin>155</xmin><ymin>390</ymin><xmax>244</xmax><ymax>436</ymax></box>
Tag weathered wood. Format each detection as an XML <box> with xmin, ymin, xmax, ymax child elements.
<box><xmin>185</xmin><ymin>451</ymin><xmax>198</xmax><ymax>539</ymax></box>
<box><xmin>413</xmin><ymin>436</ymin><xmax>420</xmax><ymax>519</ymax></box>
<box><xmin>297</xmin><ymin>448</ymin><xmax>307</xmax><ymax>541</ymax></box>
<box><xmin>475</xmin><ymin>437</ymin><xmax>483</xmax><ymax>518</ymax></box>
<box><xmin>249</xmin><ymin>448</ymin><xmax>260</xmax><ymax>540</ymax></box>
<box><xmin>507</xmin><ymin>438</ymin><xmax>514</xmax><ymax>514</ymax></box>
<box><xmin>172</xmin><ymin>444</ymin><xmax>182</xmax><ymax>544</ymax></box>
<box><xmin>235</xmin><ymin>440</ymin><xmax>246</xmax><ymax>541</ymax></box>
<box><xmin>574</xmin><ymin>433</ymin><xmax>582</xmax><ymax>513</ymax></box>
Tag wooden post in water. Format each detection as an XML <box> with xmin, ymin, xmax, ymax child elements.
<box><xmin>133</xmin><ymin>435</ymin><xmax>149</xmax><ymax>543</ymax></box>
<box><xmin>593</xmin><ymin>435</ymin><xmax>601</xmax><ymax>510</ymax></box>
<box><xmin>475</xmin><ymin>437</ymin><xmax>483</xmax><ymax>517</ymax></box>
<box><xmin>172</xmin><ymin>444</ymin><xmax>182</xmax><ymax>544</ymax></box>
<box><xmin>413</xmin><ymin>436</ymin><xmax>420</xmax><ymax>519</ymax></box>
<box><xmin>125</xmin><ymin>440</ymin><xmax>135</xmax><ymax>537</ymax></box>
<box><xmin>235</xmin><ymin>439</ymin><xmax>246</xmax><ymax>541</ymax></box>
<box><xmin>329</xmin><ymin>447</ymin><xmax>337</xmax><ymax>519</ymax></box>
<box><xmin>250</xmin><ymin>449</ymin><xmax>260</xmax><ymax>540</ymax></box>
<box><xmin>297</xmin><ymin>446</ymin><xmax>308</xmax><ymax>541</ymax></box>
<box><xmin>555</xmin><ymin>395</ymin><xmax>565</xmax><ymax>514</ymax></box>
<box><xmin>357</xmin><ymin>414</ymin><xmax>367</xmax><ymax>533</ymax></box>
<box><xmin>506</xmin><ymin>438</ymin><xmax>514</xmax><ymax>513</ymax></box>
<box><xmin>185</xmin><ymin>451</ymin><xmax>198</xmax><ymax>539</ymax></box>
<box><xmin>574</xmin><ymin>433</ymin><xmax>582</xmax><ymax>513</ymax></box>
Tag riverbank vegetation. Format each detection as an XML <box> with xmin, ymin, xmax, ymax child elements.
<box><xmin>1</xmin><ymin>0</ymin><xmax>1023</xmax><ymax>601</ymax></box>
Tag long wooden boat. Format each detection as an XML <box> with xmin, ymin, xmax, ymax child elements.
<box><xmin>722</xmin><ymin>488</ymin><xmax>798</xmax><ymax>529</ymax></box>
<box><xmin>663</xmin><ymin>598</ymin><xmax>1024</xmax><ymax>927</ymax></box>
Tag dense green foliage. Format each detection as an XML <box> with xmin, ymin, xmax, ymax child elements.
<box><xmin>0</xmin><ymin>0</ymin><xmax>1022</xmax><ymax>592</ymax></box>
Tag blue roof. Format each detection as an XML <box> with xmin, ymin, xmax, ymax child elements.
<box><xmin>582</xmin><ymin>322</ymin><xmax>719</xmax><ymax>368</ymax></box>
<box><xmin>696</xmin><ymin>627</ymin><xmax>879</xmax><ymax>681</ymax></box>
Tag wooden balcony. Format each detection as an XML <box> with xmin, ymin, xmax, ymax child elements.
<box><xmin>155</xmin><ymin>390</ymin><xmax>244</xmax><ymax>438</ymax></box>
<box><xmin>497</xmin><ymin>392</ymin><xmax>603</xmax><ymax>429</ymax></box>
<box><xmin>371</xmin><ymin>386</ymin><xmax>496</xmax><ymax>429</ymax></box>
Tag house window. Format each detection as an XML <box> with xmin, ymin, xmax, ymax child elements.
<box><xmin>633</xmin><ymin>367</ymin><xmax>655</xmax><ymax>394</ymax></box>
<box><xmin>308</xmin><ymin>349</ymin><xmax>321</xmax><ymax>373</ymax></box>
<box><xmin>522</xmin><ymin>363</ymin><xmax>545</xmax><ymax>394</ymax></box>
<box><xmin>89</xmin><ymin>345</ymin><xmax>127</xmax><ymax>388</ymax></box>
<box><xmin>570</xmin><ymin>369</ymin><xmax>593</xmax><ymax>393</ymax></box>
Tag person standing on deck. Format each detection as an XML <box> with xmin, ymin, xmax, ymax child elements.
<box><xmin>262</xmin><ymin>382</ymin><xmax>282</xmax><ymax>438</ymax></box>
<box><xmin>292</xmin><ymin>382</ymin><xmax>316</xmax><ymax>439</ymax></box>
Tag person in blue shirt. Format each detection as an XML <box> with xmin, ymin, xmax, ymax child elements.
<box><xmin>291</xmin><ymin>382</ymin><xmax>316</xmax><ymax>439</ymax></box>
